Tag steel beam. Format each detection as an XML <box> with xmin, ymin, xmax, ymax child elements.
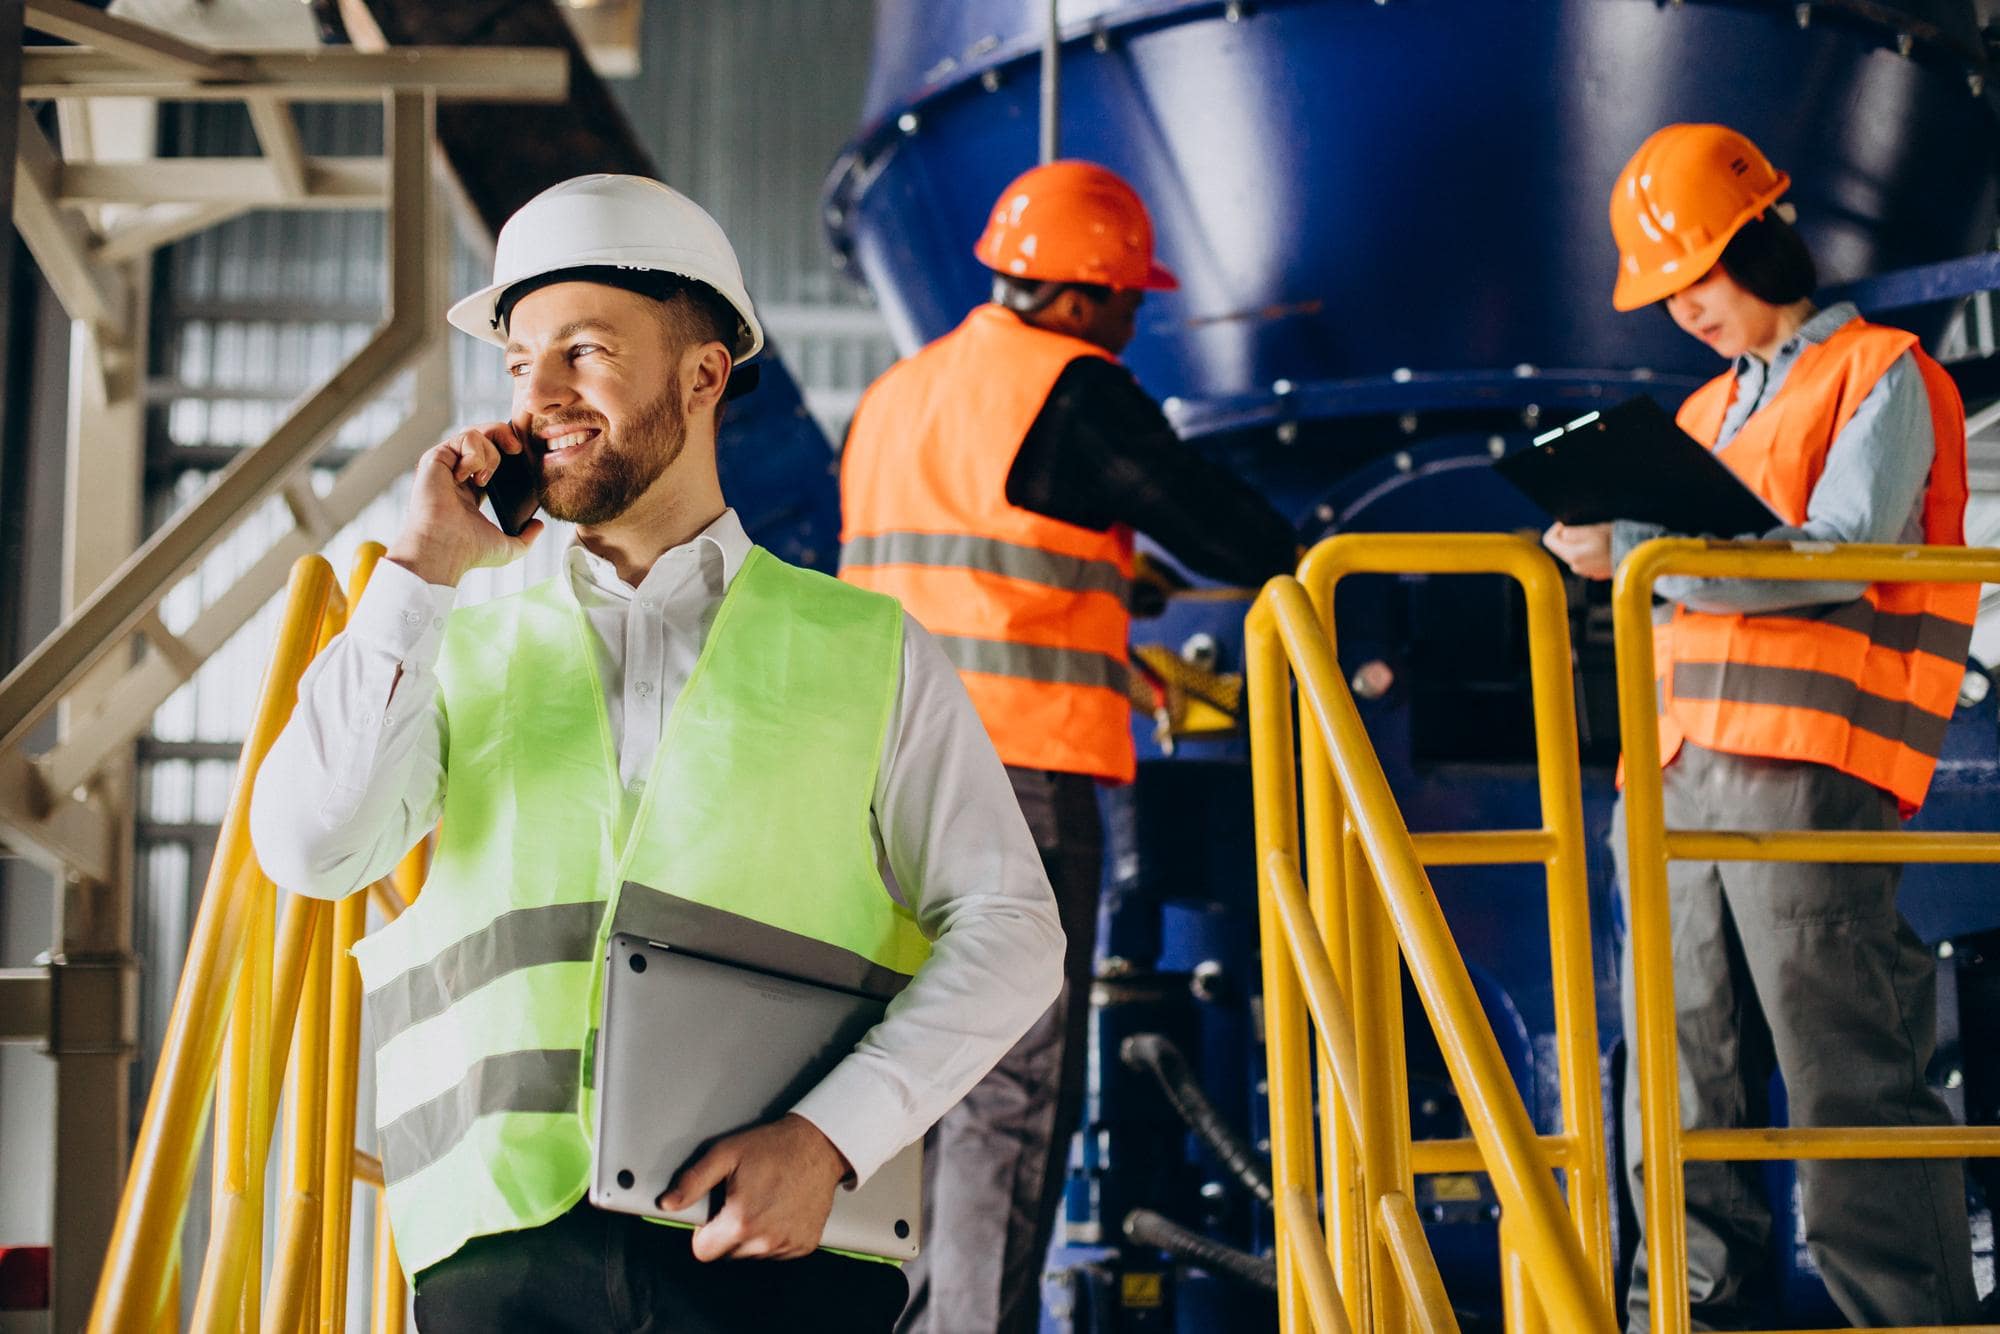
<box><xmin>46</xmin><ymin>89</ymin><xmax>152</xmax><ymax>1322</ymax></box>
<box><xmin>10</xmin><ymin>118</ymin><xmax>128</xmax><ymax>333</ymax></box>
<box><xmin>59</xmin><ymin>156</ymin><xmax>387</xmax><ymax>207</ymax></box>
<box><xmin>37</xmin><ymin>396</ymin><xmax>447</xmax><ymax>798</ymax></box>
<box><xmin>23</xmin><ymin>0</ymin><xmax>246</xmax><ymax>82</ymax></box>
<box><xmin>1822</xmin><ymin>250</ymin><xmax>2000</xmax><ymax>314</ymax></box>
<box><xmin>0</xmin><ymin>968</ymin><xmax>52</xmax><ymax>1044</ymax></box>
<box><xmin>21</xmin><ymin>47</ymin><xmax>568</xmax><ymax>101</ymax></box>
<box><xmin>92</xmin><ymin>201</ymin><xmax>249</xmax><ymax>265</ymax></box>
<box><xmin>0</xmin><ymin>91</ymin><xmax>433</xmax><ymax>771</ymax></box>
<box><xmin>245</xmin><ymin>95</ymin><xmax>308</xmax><ymax>199</ymax></box>
<box><xmin>0</xmin><ymin>753</ymin><xmax>113</xmax><ymax>883</ymax></box>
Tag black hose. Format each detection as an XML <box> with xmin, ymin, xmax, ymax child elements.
<box><xmin>1120</xmin><ymin>1032</ymin><xmax>1274</xmax><ymax>1205</ymax></box>
<box><xmin>1122</xmin><ymin>1208</ymin><xmax>1277</xmax><ymax>1293</ymax></box>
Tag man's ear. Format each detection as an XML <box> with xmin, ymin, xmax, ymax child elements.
<box><xmin>685</xmin><ymin>341</ymin><xmax>733</xmax><ymax>415</ymax></box>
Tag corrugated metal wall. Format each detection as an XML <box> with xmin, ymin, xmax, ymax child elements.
<box><xmin>610</xmin><ymin>0</ymin><xmax>895</xmax><ymax>429</ymax></box>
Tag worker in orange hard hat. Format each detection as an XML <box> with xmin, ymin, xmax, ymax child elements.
<box><xmin>839</xmin><ymin>159</ymin><xmax>1297</xmax><ymax>1334</ymax></box>
<box><xmin>1544</xmin><ymin>123</ymin><xmax>1982</xmax><ymax>1331</ymax></box>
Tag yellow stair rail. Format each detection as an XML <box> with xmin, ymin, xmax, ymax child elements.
<box><xmin>1249</xmin><ymin>532</ymin><xmax>1617</xmax><ymax>1333</ymax></box>
<box><xmin>88</xmin><ymin>544</ymin><xmax>426</xmax><ymax>1334</ymax></box>
<box><xmin>1613</xmin><ymin>538</ymin><xmax>2000</xmax><ymax>1334</ymax></box>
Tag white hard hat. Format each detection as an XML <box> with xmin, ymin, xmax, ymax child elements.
<box><xmin>447</xmin><ymin>174</ymin><xmax>765</xmax><ymax>361</ymax></box>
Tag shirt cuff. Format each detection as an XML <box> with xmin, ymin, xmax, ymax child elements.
<box><xmin>790</xmin><ymin>1057</ymin><xmax>918</xmax><ymax>1187</ymax></box>
<box><xmin>1611</xmin><ymin>519</ymin><xmax>1668</xmax><ymax>570</ymax></box>
<box><xmin>345</xmin><ymin>558</ymin><xmax>457</xmax><ymax>673</ymax></box>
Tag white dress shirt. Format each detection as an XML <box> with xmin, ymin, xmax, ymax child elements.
<box><xmin>249</xmin><ymin>508</ymin><xmax>1065</xmax><ymax>1183</ymax></box>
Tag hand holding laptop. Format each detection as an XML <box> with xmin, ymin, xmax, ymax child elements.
<box><xmin>658</xmin><ymin>1112</ymin><xmax>852</xmax><ymax>1262</ymax></box>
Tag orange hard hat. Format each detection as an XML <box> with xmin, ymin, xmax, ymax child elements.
<box><xmin>975</xmin><ymin>160</ymin><xmax>1179</xmax><ymax>291</ymax></box>
<box><xmin>1609</xmin><ymin>124</ymin><xmax>1791</xmax><ymax>311</ymax></box>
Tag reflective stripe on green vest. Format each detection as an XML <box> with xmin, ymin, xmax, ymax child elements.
<box><xmin>351</xmin><ymin>546</ymin><xmax>930</xmax><ymax>1276</ymax></box>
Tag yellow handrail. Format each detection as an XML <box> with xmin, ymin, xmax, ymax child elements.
<box><xmin>1250</xmin><ymin>542</ymin><xmax>1617</xmax><ymax>1330</ymax></box>
<box><xmin>1298</xmin><ymin>533</ymin><xmax>1612</xmax><ymax>1297</ymax></box>
<box><xmin>89</xmin><ymin>556</ymin><xmax>337</xmax><ymax>1332</ymax></box>
<box><xmin>1612</xmin><ymin>537</ymin><xmax>2000</xmax><ymax>1334</ymax></box>
<box><xmin>91</xmin><ymin>542</ymin><xmax>432</xmax><ymax>1333</ymax></box>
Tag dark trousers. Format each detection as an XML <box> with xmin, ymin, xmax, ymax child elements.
<box><xmin>898</xmin><ymin>766</ymin><xmax>1104</xmax><ymax>1334</ymax></box>
<box><xmin>414</xmin><ymin>1203</ymin><xmax>908</xmax><ymax>1333</ymax></box>
<box><xmin>1615</xmin><ymin>743</ymin><xmax>1978</xmax><ymax>1332</ymax></box>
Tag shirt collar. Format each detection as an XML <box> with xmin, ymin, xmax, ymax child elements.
<box><xmin>565</xmin><ymin>507</ymin><xmax>753</xmax><ymax>600</ymax></box>
<box><xmin>1731</xmin><ymin>302</ymin><xmax>1855</xmax><ymax>377</ymax></box>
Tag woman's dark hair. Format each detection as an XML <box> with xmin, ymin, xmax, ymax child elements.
<box><xmin>1717</xmin><ymin>212</ymin><xmax>1818</xmax><ymax>305</ymax></box>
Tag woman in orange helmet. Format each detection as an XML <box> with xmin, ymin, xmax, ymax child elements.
<box><xmin>1545</xmin><ymin>124</ymin><xmax>1981</xmax><ymax>1331</ymax></box>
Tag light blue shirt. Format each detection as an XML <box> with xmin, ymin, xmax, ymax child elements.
<box><xmin>1611</xmin><ymin>303</ymin><xmax>1934</xmax><ymax>613</ymax></box>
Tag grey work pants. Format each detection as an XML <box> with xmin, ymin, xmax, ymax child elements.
<box><xmin>898</xmin><ymin>766</ymin><xmax>1103</xmax><ymax>1334</ymax></box>
<box><xmin>1615</xmin><ymin>742</ymin><xmax>1978</xmax><ymax>1332</ymax></box>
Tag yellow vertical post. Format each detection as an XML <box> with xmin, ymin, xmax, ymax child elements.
<box><xmin>316</xmin><ymin>544</ymin><xmax>383</xmax><ymax>1332</ymax></box>
<box><xmin>88</xmin><ymin>557</ymin><xmax>333</xmax><ymax>1334</ymax></box>
<box><xmin>1517</xmin><ymin>553</ymin><xmax>1613</xmax><ymax>1292</ymax></box>
<box><xmin>391</xmin><ymin>832</ymin><xmax>429</xmax><ymax>907</ymax></box>
<box><xmin>1305</xmin><ymin>754</ymin><xmax>1362</xmax><ymax>1327</ymax></box>
<box><xmin>266</xmin><ymin>897</ymin><xmax>331</xmax><ymax>1334</ymax></box>
<box><xmin>1302</xmin><ymin>572</ymin><xmax>1363</xmax><ymax>1326</ymax></box>
<box><xmin>1500</xmin><ymin>1216</ymin><xmax>1548</xmax><ymax>1334</ymax></box>
<box><xmin>1611</xmin><ymin>549</ymin><xmax>1690</xmax><ymax>1334</ymax></box>
<box><xmin>238</xmin><ymin>866</ymin><xmax>275</xmax><ymax>1334</ymax></box>
<box><xmin>189</xmin><ymin>900</ymin><xmax>256</xmax><ymax>1330</ymax></box>
<box><xmin>1246</xmin><ymin>597</ymin><xmax>1310</xmax><ymax>1333</ymax></box>
<box><xmin>262</xmin><ymin>895</ymin><xmax>325</xmax><ymax>1137</ymax></box>
<box><xmin>371</xmin><ymin>1200</ymin><xmax>407</xmax><ymax>1334</ymax></box>
<box><xmin>319</xmin><ymin>889</ymin><xmax>368</xmax><ymax>1333</ymax></box>
<box><xmin>198</xmin><ymin>547</ymin><xmax>347</xmax><ymax>1333</ymax></box>
<box><xmin>152</xmin><ymin>1256</ymin><xmax>181</xmax><ymax>1334</ymax></box>
<box><xmin>1345</xmin><ymin>818</ymin><xmax>1412</xmax><ymax>1333</ymax></box>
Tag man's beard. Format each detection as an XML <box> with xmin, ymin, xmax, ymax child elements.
<box><xmin>536</xmin><ymin>380</ymin><xmax>687</xmax><ymax>526</ymax></box>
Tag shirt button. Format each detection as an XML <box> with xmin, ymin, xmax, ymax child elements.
<box><xmin>432</xmin><ymin>617</ymin><xmax>444</xmax><ymax>630</ymax></box>
<box><xmin>628</xmin><ymin>777</ymin><xmax>646</xmax><ymax>795</ymax></box>
<box><xmin>635</xmin><ymin>681</ymin><xmax>653</xmax><ymax>698</ymax></box>
<box><xmin>400</xmin><ymin>609</ymin><xmax>423</xmax><ymax>627</ymax></box>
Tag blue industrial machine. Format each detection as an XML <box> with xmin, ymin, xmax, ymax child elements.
<box><xmin>806</xmin><ymin>1</ymin><xmax>2000</xmax><ymax>1328</ymax></box>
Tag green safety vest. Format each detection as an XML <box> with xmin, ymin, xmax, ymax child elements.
<box><xmin>351</xmin><ymin>546</ymin><xmax>932</xmax><ymax>1276</ymax></box>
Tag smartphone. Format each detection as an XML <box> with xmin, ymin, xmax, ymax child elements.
<box><xmin>484</xmin><ymin>438</ymin><xmax>541</xmax><ymax>537</ymax></box>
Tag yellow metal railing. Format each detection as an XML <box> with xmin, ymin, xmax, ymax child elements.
<box><xmin>89</xmin><ymin>544</ymin><xmax>425</xmax><ymax>1334</ymax></box>
<box><xmin>1249</xmin><ymin>532</ymin><xmax>1617</xmax><ymax>1332</ymax></box>
<box><xmin>1614</xmin><ymin>538</ymin><xmax>2000</xmax><ymax>1334</ymax></box>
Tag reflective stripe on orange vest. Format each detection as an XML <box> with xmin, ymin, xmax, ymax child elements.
<box><xmin>1650</xmin><ymin>316</ymin><xmax>1976</xmax><ymax>813</ymax></box>
<box><xmin>839</xmin><ymin>304</ymin><xmax>1138</xmax><ymax>782</ymax></box>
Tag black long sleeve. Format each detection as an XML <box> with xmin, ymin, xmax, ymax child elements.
<box><xmin>1004</xmin><ymin>357</ymin><xmax>1297</xmax><ymax>587</ymax></box>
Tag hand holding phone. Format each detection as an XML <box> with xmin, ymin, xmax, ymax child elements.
<box><xmin>484</xmin><ymin>422</ymin><xmax>543</xmax><ymax>538</ymax></box>
<box><xmin>385</xmin><ymin>420</ymin><xmax>543</xmax><ymax>587</ymax></box>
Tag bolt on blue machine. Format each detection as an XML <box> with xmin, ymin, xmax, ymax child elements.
<box><xmin>821</xmin><ymin>1</ymin><xmax>2000</xmax><ymax>1327</ymax></box>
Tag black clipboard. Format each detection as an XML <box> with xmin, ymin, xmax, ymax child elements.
<box><xmin>1494</xmin><ymin>396</ymin><xmax>1780</xmax><ymax>537</ymax></box>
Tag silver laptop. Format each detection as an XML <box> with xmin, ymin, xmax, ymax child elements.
<box><xmin>589</xmin><ymin>920</ymin><xmax>922</xmax><ymax>1261</ymax></box>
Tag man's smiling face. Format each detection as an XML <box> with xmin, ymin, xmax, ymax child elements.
<box><xmin>505</xmin><ymin>282</ymin><xmax>688</xmax><ymax>527</ymax></box>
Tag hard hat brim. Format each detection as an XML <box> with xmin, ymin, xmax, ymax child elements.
<box><xmin>447</xmin><ymin>269</ymin><xmax>766</xmax><ymax>361</ymax></box>
<box><xmin>1612</xmin><ymin>234</ymin><xmax>1732</xmax><ymax>311</ymax></box>
<box><xmin>974</xmin><ymin>254</ymin><xmax>1182</xmax><ymax>293</ymax></box>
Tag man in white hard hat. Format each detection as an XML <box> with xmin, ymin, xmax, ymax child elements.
<box><xmin>251</xmin><ymin>174</ymin><xmax>1064</xmax><ymax>1332</ymax></box>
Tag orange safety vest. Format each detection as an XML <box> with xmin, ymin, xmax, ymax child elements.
<box><xmin>1651</xmin><ymin>316</ymin><xmax>1976</xmax><ymax>813</ymax></box>
<box><xmin>839</xmin><ymin>304</ymin><xmax>1137</xmax><ymax>783</ymax></box>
